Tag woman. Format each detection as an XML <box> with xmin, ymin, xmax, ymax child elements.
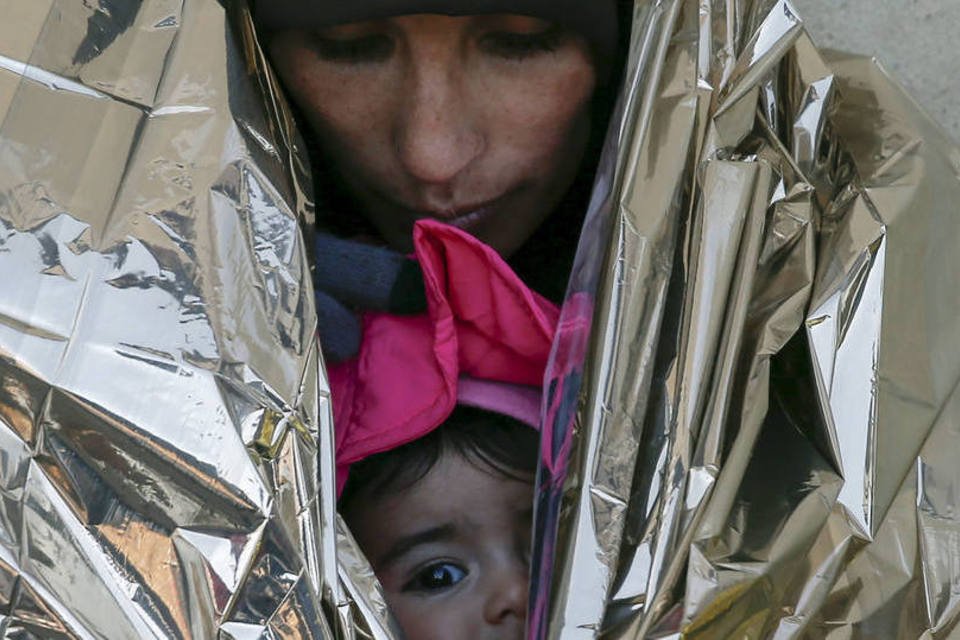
<box><xmin>255</xmin><ymin>0</ymin><xmax>628</xmax><ymax>360</ymax></box>
<box><xmin>253</xmin><ymin>2</ymin><xmax>627</xmax><ymax>638</ymax></box>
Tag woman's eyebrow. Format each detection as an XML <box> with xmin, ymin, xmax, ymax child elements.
<box><xmin>376</xmin><ymin>523</ymin><xmax>457</xmax><ymax>568</ymax></box>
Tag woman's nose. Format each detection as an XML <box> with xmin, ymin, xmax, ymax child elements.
<box><xmin>393</xmin><ymin>60</ymin><xmax>484</xmax><ymax>187</ymax></box>
<box><xmin>483</xmin><ymin>560</ymin><xmax>529</xmax><ymax>627</ymax></box>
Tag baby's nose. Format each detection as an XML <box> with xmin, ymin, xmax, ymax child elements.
<box><xmin>483</xmin><ymin>559</ymin><xmax>529</xmax><ymax>630</ymax></box>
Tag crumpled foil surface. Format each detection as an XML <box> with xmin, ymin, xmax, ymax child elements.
<box><xmin>0</xmin><ymin>1</ymin><xmax>396</xmax><ymax>637</ymax></box>
<box><xmin>0</xmin><ymin>0</ymin><xmax>958</xmax><ymax>638</ymax></box>
<box><xmin>530</xmin><ymin>1</ymin><xmax>960</xmax><ymax>638</ymax></box>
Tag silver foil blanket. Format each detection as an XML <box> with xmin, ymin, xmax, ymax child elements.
<box><xmin>0</xmin><ymin>1</ymin><xmax>958</xmax><ymax>639</ymax></box>
<box><xmin>530</xmin><ymin>1</ymin><xmax>960</xmax><ymax>638</ymax></box>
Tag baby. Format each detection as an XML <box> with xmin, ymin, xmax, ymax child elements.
<box><xmin>329</xmin><ymin>220</ymin><xmax>558</xmax><ymax>639</ymax></box>
<box><xmin>341</xmin><ymin>404</ymin><xmax>538</xmax><ymax>639</ymax></box>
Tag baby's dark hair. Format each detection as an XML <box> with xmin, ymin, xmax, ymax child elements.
<box><xmin>339</xmin><ymin>405</ymin><xmax>539</xmax><ymax>512</ymax></box>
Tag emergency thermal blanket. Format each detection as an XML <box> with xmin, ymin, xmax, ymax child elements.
<box><xmin>1</xmin><ymin>1</ymin><xmax>958</xmax><ymax>638</ymax></box>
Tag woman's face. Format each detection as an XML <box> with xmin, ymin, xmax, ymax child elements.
<box><xmin>267</xmin><ymin>14</ymin><xmax>597</xmax><ymax>256</ymax></box>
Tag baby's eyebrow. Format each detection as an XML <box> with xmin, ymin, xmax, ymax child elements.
<box><xmin>376</xmin><ymin>523</ymin><xmax>457</xmax><ymax>568</ymax></box>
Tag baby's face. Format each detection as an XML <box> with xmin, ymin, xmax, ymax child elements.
<box><xmin>344</xmin><ymin>453</ymin><xmax>534</xmax><ymax>640</ymax></box>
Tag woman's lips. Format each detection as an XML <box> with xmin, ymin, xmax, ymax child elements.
<box><xmin>413</xmin><ymin>194</ymin><xmax>511</xmax><ymax>230</ymax></box>
<box><xmin>365</xmin><ymin>188</ymin><xmax>519</xmax><ymax>244</ymax></box>
<box><xmin>435</xmin><ymin>202</ymin><xmax>499</xmax><ymax>229</ymax></box>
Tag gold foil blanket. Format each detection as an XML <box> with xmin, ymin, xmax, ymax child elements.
<box><xmin>0</xmin><ymin>1</ymin><xmax>957</xmax><ymax>638</ymax></box>
<box><xmin>530</xmin><ymin>2</ymin><xmax>960</xmax><ymax>638</ymax></box>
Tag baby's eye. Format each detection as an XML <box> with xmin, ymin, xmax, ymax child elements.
<box><xmin>404</xmin><ymin>562</ymin><xmax>468</xmax><ymax>592</ymax></box>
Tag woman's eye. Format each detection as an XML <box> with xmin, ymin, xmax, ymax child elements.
<box><xmin>309</xmin><ymin>34</ymin><xmax>394</xmax><ymax>63</ymax></box>
<box><xmin>479</xmin><ymin>28</ymin><xmax>566</xmax><ymax>60</ymax></box>
<box><xmin>404</xmin><ymin>562</ymin><xmax>468</xmax><ymax>592</ymax></box>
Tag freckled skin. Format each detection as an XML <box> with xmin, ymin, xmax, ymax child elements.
<box><xmin>343</xmin><ymin>455</ymin><xmax>534</xmax><ymax>640</ymax></box>
<box><xmin>266</xmin><ymin>14</ymin><xmax>597</xmax><ymax>257</ymax></box>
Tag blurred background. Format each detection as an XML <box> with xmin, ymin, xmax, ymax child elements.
<box><xmin>793</xmin><ymin>0</ymin><xmax>960</xmax><ymax>140</ymax></box>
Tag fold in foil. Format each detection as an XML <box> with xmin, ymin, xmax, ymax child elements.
<box><xmin>0</xmin><ymin>1</ymin><xmax>958</xmax><ymax>638</ymax></box>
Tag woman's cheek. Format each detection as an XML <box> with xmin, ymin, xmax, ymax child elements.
<box><xmin>300</xmin><ymin>74</ymin><xmax>386</xmax><ymax>140</ymax></box>
<box><xmin>298</xmin><ymin>77</ymin><xmax>397</xmax><ymax>175</ymax></box>
<box><xmin>492</xmin><ymin>68</ymin><xmax>594</xmax><ymax>159</ymax></box>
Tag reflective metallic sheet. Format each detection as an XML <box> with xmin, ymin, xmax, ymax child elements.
<box><xmin>0</xmin><ymin>0</ymin><xmax>338</xmax><ymax>636</ymax></box>
<box><xmin>1</xmin><ymin>1</ymin><xmax>958</xmax><ymax>639</ymax></box>
<box><xmin>530</xmin><ymin>1</ymin><xmax>960</xmax><ymax>639</ymax></box>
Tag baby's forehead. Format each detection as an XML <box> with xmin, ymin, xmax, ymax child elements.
<box><xmin>347</xmin><ymin>452</ymin><xmax>533</xmax><ymax>537</ymax></box>
<box><xmin>389</xmin><ymin>451</ymin><xmax>531</xmax><ymax>506</ymax></box>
